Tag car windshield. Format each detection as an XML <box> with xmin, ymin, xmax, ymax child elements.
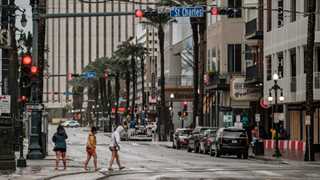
<box><xmin>179</xmin><ymin>130</ymin><xmax>192</xmax><ymax>136</ymax></box>
<box><xmin>224</xmin><ymin>129</ymin><xmax>246</xmax><ymax>137</ymax></box>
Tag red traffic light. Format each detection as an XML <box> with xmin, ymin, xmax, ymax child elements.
<box><xmin>21</xmin><ymin>96</ymin><xmax>27</xmax><ymax>101</ymax></box>
<box><xmin>135</xmin><ymin>9</ymin><xmax>144</xmax><ymax>17</ymax></box>
<box><xmin>22</xmin><ymin>55</ymin><xmax>32</xmax><ymax>65</ymax></box>
<box><xmin>31</xmin><ymin>66</ymin><xmax>38</xmax><ymax>74</ymax></box>
<box><xmin>183</xmin><ymin>101</ymin><xmax>188</xmax><ymax>106</ymax></box>
<box><xmin>210</xmin><ymin>7</ymin><xmax>219</xmax><ymax>15</ymax></box>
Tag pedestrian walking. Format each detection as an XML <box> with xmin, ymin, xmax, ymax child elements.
<box><xmin>84</xmin><ymin>127</ymin><xmax>98</xmax><ymax>171</ymax></box>
<box><xmin>52</xmin><ymin>125</ymin><xmax>68</xmax><ymax>170</ymax></box>
<box><xmin>108</xmin><ymin>125</ymin><xmax>125</xmax><ymax>171</ymax></box>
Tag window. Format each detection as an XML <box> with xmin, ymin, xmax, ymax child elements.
<box><xmin>277</xmin><ymin>52</ymin><xmax>284</xmax><ymax>78</ymax></box>
<box><xmin>317</xmin><ymin>47</ymin><xmax>320</xmax><ymax>72</ymax></box>
<box><xmin>304</xmin><ymin>0</ymin><xmax>309</xmax><ymax>17</ymax></box>
<box><xmin>267</xmin><ymin>0</ymin><xmax>272</xmax><ymax>31</ymax></box>
<box><xmin>266</xmin><ymin>56</ymin><xmax>272</xmax><ymax>80</ymax></box>
<box><xmin>228</xmin><ymin>44</ymin><xmax>242</xmax><ymax>73</ymax></box>
<box><xmin>278</xmin><ymin>0</ymin><xmax>284</xmax><ymax>28</ymax></box>
<box><xmin>291</xmin><ymin>0</ymin><xmax>296</xmax><ymax>22</ymax></box>
<box><xmin>228</xmin><ymin>0</ymin><xmax>242</xmax><ymax>18</ymax></box>
<box><xmin>290</xmin><ymin>49</ymin><xmax>296</xmax><ymax>77</ymax></box>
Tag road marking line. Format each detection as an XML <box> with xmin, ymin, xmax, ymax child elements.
<box><xmin>255</xmin><ymin>170</ymin><xmax>282</xmax><ymax>176</ymax></box>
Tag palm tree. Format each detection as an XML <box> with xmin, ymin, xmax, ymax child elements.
<box><xmin>140</xmin><ymin>7</ymin><xmax>173</xmax><ymax>141</ymax></box>
<box><xmin>116</xmin><ymin>39</ymin><xmax>148</xmax><ymax>122</ymax></box>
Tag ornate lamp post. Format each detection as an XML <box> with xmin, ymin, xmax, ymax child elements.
<box><xmin>169</xmin><ymin>93</ymin><xmax>174</xmax><ymax>140</ymax></box>
<box><xmin>268</xmin><ymin>73</ymin><xmax>284</xmax><ymax>158</ymax></box>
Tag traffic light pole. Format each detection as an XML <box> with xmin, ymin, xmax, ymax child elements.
<box><xmin>27</xmin><ymin>0</ymin><xmax>43</xmax><ymax>160</ymax></box>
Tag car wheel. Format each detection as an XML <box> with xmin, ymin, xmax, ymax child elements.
<box><xmin>172</xmin><ymin>142</ymin><xmax>176</xmax><ymax>149</ymax></box>
<box><xmin>187</xmin><ymin>146</ymin><xmax>192</xmax><ymax>152</ymax></box>
<box><xmin>195</xmin><ymin>143</ymin><xmax>200</xmax><ymax>153</ymax></box>
<box><xmin>177</xmin><ymin>143</ymin><xmax>181</xmax><ymax>149</ymax></box>
<box><xmin>215</xmin><ymin>145</ymin><xmax>220</xmax><ymax>157</ymax></box>
<box><xmin>243</xmin><ymin>152</ymin><xmax>248</xmax><ymax>159</ymax></box>
<box><xmin>209</xmin><ymin>146</ymin><xmax>215</xmax><ymax>156</ymax></box>
<box><xmin>237</xmin><ymin>154</ymin><xmax>242</xmax><ymax>159</ymax></box>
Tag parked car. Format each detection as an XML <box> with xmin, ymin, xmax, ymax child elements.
<box><xmin>187</xmin><ymin>127</ymin><xmax>214</xmax><ymax>153</ymax></box>
<box><xmin>120</xmin><ymin>129</ymin><xmax>129</xmax><ymax>141</ymax></box>
<box><xmin>135</xmin><ymin>125</ymin><xmax>146</xmax><ymax>135</ymax></box>
<box><xmin>61</xmin><ymin>120</ymin><xmax>80</xmax><ymax>128</ymax></box>
<box><xmin>210</xmin><ymin>127</ymin><xmax>249</xmax><ymax>159</ymax></box>
<box><xmin>199</xmin><ymin>128</ymin><xmax>217</xmax><ymax>154</ymax></box>
<box><xmin>172</xmin><ymin>128</ymin><xmax>193</xmax><ymax>149</ymax></box>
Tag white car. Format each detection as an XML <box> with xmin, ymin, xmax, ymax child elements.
<box><xmin>62</xmin><ymin>120</ymin><xmax>80</xmax><ymax>128</ymax></box>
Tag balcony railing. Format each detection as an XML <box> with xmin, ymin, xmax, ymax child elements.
<box><xmin>159</xmin><ymin>75</ymin><xmax>193</xmax><ymax>87</ymax></box>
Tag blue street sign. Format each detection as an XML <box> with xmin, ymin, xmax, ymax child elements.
<box><xmin>82</xmin><ymin>71</ymin><xmax>96</xmax><ymax>79</ymax></box>
<box><xmin>63</xmin><ymin>91</ymin><xmax>73</xmax><ymax>96</ymax></box>
<box><xmin>170</xmin><ymin>6</ymin><xmax>204</xmax><ymax>17</ymax></box>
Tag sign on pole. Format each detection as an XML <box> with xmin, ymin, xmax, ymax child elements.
<box><xmin>255</xmin><ymin>114</ymin><xmax>260</xmax><ymax>122</ymax></box>
<box><xmin>0</xmin><ymin>29</ymin><xmax>8</xmax><ymax>48</ymax></box>
<box><xmin>170</xmin><ymin>6</ymin><xmax>204</xmax><ymax>17</ymax></box>
<box><xmin>0</xmin><ymin>95</ymin><xmax>11</xmax><ymax>114</ymax></box>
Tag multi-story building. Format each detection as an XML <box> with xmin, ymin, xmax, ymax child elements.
<box><xmin>44</xmin><ymin>1</ymin><xmax>141</xmax><ymax>111</ymax></box>
<box><xmin>163</xmin><ymin>17</ymin><xmax>194</xmax><ymax>129</ymax></box>
<box><xmin>205</xmin><ymin>0</ymin><xmax>260</xmax><ymax>128</ymax></box>
<box><xmin>134</xmin><ymin>24</ymin><xmax>159</xmax><ymax>117</ymax></box>
<box><xmin>263</xmin><ymin>0</ymin><xmax>320</xmax><ymax>143</ymax></box>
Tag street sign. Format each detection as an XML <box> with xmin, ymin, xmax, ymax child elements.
<box><xmin>83</xmin><ymin>71</ymin><xmax>96</xmax><ymax>79</ymax></box>
<box><xmin>305</xmin><ymin>115</ymin><xmax>311</xmax><ymax>125</ymax></box>
<box><xmin>26</xmin><ymin>104</ymin><xmax>44</xmax><ymax>111</ymax></box>
<box><xmin>63</xmin><ymin>91</ymin><xmax>73</xmax><ymax>96</ymax></box>
<box><xmin>223</xmin><ymin>115</ymin><xmax>232</xmax><ymax>123</ymax></box>
<box><xmin>170</xmin><ymin>6</ymin><xmax>204</xmax><ymax>17</ymax></box>
<box><xmin>0</xmin><ymin>95</ymin><xmax>10</xmax><ymax>114</ymax></box>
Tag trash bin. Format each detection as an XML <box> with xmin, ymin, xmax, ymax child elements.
<box><xmin>254</xmin><ymin>140</ymin><xmax>264</xmax><ymax>155</ymax></box>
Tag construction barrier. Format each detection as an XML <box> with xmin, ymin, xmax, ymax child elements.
<box><xmin>264</xmin><ymin>139</ymin><xmax>306</xmax><ymax>152</ymax></box>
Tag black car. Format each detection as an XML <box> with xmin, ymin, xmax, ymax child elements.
<box><xmin>187</xmin><ymin>127</ymin><xmax>214</xmax><ymax>153</ymax></box>
<box><xmin>210</xmin><ymin>127</ymin><xmax>249</xmax><ymax>159</ymax></box>
<box><xmin>172</xmin><ymin>128</ymin><xmax>193</xmax><ymax>149</ymax></box>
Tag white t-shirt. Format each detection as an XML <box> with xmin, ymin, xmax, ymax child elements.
<box><xmin>110</xmin><ymin>131</ymin><xmax>120</xmax><ymax>147</ymax></box>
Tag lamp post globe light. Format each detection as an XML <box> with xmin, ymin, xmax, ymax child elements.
<box><xmin>268</xmin><ymin>73</ymin><xmax>284</xmax><ymax>158</ymax></box>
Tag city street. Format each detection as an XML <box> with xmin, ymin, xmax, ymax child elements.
<box><xmin>1</xmin><ymin>125</ymin><xmax>320</xmax><ymax>180</ymax></box>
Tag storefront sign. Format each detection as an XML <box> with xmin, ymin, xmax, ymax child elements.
<box><xmin>230</xmin><ymin>76</ymin><xmax>260</xmax><ymax>101</ymax></box>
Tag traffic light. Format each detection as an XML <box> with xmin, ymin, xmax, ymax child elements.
<box><xmin>31</xmin><ymin>66</ymin><xmax>38</xmax><ymax>75</ymax></box>
<box><xmin>210</xmin><ymin>7</ymin><xmax>219</xmax><ymax>16</ymax></box>
<box><xmin>183</xmin><ymin>101</ymin><xmax>188</xmax><ymax>112</ymax></box>
<box><xmin>210</xmin><ymin>7</ymin><xmax>241</xmax><ymax>18</ymax></box>
<box><xmin>135</xmin><ymin>9</ymin><xmax>164</xmax><ymax>18</ymax></box>
<box><xmin>22</xmin><ymin>54</ymin><xmax>32</xmax><ymax>65</ymax></box>
<box><xmin>135</xmin><ymin>9</ymin><xmax>144</xmax><ymax>17</ymax></box>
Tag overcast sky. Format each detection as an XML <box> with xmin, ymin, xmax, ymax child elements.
<box><xmin>15</xmin><ymin>0</ymin><xmax>32</xmax><ymax>33</ymax></box>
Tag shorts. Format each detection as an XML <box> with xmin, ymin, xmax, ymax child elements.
<box><xmin>109</xmin><ymin>146</ymin><xmax>118</xmax><ymax>152</ymax></box>
<box><xmin>54</xmin><ymin>147</ymin><xmax>66</xmax><ymax>153</ymax></box>
<box><xmin>86</xmin><ymin>146</ymin><xmax>96</xmax><ymax>156</ymax></box>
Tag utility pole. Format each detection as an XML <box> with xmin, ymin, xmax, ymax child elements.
<box><xmin>304</xmin><ymin>0</ymin><xmax>316</xmax><ymax>161</ymax></box>
<box><xmin>27</xmin><ymin>0</ymin><xmax>43</xmax><ymax>159</ymax></box>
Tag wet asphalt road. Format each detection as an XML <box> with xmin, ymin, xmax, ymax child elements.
<box><xmin>49</xmin><ymin>125</ymin><xmax>320</xmax><ymax>180</ymax></box>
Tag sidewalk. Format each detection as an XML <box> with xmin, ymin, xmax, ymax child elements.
<box><xmin>254</xmin><ymin>149</ymin><xmax>320</xmax><ymax>162</ymax></box>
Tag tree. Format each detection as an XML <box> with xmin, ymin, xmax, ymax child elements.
<box><xmin>140</xmin><ymin>7</ymin><xmax>173</xmax><ymax>141</ymax></box>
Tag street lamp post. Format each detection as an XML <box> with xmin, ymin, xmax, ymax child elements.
<box><xmin>268</xmin><ymin>73</ymin><xmax>284</xmax><ymax>158</ymax></box>
<box><xmin>169</xmin><ymin>93</ymin><xmax>174</xmax><ymax>141</ymax></box>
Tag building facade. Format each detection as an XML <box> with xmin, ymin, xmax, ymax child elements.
<box><xmin>263</xmin><ymin>0</ymin><xmax>320</xmax><ymax>143</ymax></box>
<box><xmin>205</xmin><ymin>0</ymin><xmax>258</xmax><ymax>129</ymax></box>
<box><xmin>44</xmin><ymin>0</ymin><xmax>146</xmax><ymax>109</ymax></box>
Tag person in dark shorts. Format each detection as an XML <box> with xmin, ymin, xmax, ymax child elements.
<box><xmin>84</xmin><ymin>127</ymin><xmax>98</xmax><ymax>171</ymax></box>
<box><xmin>52</xmin><ymin>125</ymin><xmax>68</xmax><ymax>170</ymax></box>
